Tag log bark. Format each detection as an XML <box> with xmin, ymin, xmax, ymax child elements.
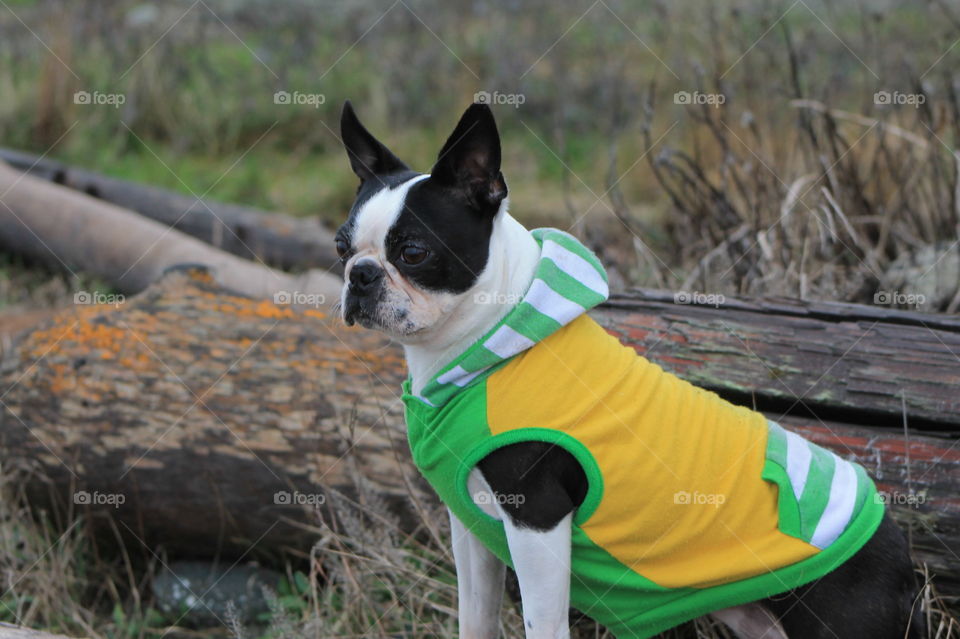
<box><xmin>1</xmin><ymin>274</ymin><xmax>958</xmax><ymax>595</ymax></box>
<box><xmin>2</xmin><ymin>268</ymin><xmax>411</xmax><ymax>557</ymax></box>
<box><xmin>0</xmin><ymin>148</ymin><xmax>340</xmax><ymax>273</ymax></box>
<box><xmin>0</xmin><ymin>162</ymin><xmax>340</xmax><ymax>304</ymax></box>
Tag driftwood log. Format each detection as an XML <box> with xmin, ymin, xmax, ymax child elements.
<box><xmin>1</xmin><ymin>271</ymin><xmax>958</xmax><ymax>598</ymax></box>
<box><xmin>0</xmin><ymin>162</ymin><xmax>340</xmax><ymax>303</ymax></box>
<box><xmin>0</xmin><ymin>149</ymin><xmax>340</xmax><ymax>273</ymax></box>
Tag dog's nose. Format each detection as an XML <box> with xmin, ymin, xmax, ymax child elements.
<box><xmin>349</xmin><ymin>261</ymin><xmax>383</xmax><ymax>292</ymax></box>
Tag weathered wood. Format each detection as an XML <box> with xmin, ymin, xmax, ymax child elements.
<box><xmin>0</xmin><ymin>148</ymin><xmax>341</xmax><ymax>273</ymax></box>
<box><xmin>1</xmin><ymin>275</ymin><xmax>957</xmax><ymax>596</ymax></box>
<box><xmin>2</xmin><ymin>268</ymin><xmax>412</xmax><ymax>557</ymax></box>
<box><xmin>0</xmin><ymin>162</ymin><xmax>340</xmax><ymax>303</ymax></box>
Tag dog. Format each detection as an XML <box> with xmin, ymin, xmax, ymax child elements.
<box><xmin>334</xmin><ymin>100</ymin><xmax>925</xmax><ymax>639</ymax></box>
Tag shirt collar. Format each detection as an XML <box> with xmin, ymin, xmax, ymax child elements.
<box><xmin>407</xmin><ymin>228</ymin><xmax>609</xmax><ymax>408</ymax></box>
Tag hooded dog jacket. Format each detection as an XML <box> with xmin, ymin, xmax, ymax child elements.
<box><xmin>401</xmin><ymin>229</ymin><xmax>885</xmax><ymax>638</ymax></box>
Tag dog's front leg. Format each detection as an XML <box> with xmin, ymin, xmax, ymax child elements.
<box><xmin>497</xmin><ymin>507</ymin><xmax>572</xmax><ymax>639</ymax></box>
<box><xmin>450</xmin><ymin>508</ymin><xmax>505</xmax><ymax>639</ymax></box>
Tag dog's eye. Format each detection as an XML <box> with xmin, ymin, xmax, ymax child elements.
<box><xmin>400</xmin><ymin>245</ymin><xmax>428</xmax><ymax>265</ymax></box>
<box><xmin>335</xmin><ymin>238</ymin><xmax>349</xmax><ymax>259</ymax></box>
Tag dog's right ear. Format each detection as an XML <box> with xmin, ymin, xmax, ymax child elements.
<box><xmin>340</xmin><ymin>101</ymin><xmax>409</xmax><ymax>183</ymax></box>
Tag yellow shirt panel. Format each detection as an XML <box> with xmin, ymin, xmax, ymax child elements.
<box><xmin>486</xmin><ymin>315</ymin><xmax>820</xmax><ymax>588</ymax></box>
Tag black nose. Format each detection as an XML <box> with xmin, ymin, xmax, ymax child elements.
<box><xmin>349</xmin><ymin>261</ymin><xmax>383</xmax><ymax>292</ymax></box>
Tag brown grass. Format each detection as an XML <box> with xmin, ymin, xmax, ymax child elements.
<box><xmin>1</xmin><ymin>453</ymin><xmax>955</xmax><ymax>639</ymax></box>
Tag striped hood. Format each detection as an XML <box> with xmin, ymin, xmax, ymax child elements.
<box><xmin>413</xmin><ymin>228</ymin><xmax>609</xmax><ymax>407</ymax></box>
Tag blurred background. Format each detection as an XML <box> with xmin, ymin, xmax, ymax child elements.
<box><xmin>3</xmin><ymin>0</ymin><xmax>959</xmax><ymax>312</ymax></box>
<box><xmin>0</xmin><ymin>0</ymin><xmax>958</xmax><ymax>637</ymax></box>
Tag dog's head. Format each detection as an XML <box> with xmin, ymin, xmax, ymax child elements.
<box><xmin>335</xmin><ymin>101</ymin><xmax>508</xmax><ymax>343</ymax></box>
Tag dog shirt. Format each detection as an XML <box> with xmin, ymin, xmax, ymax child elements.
<box><xmin>401</xmin><ymin>228</ymin><xmax>885</xmax><ymax>638</ymax></box>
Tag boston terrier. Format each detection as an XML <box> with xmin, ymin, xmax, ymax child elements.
<box><xmin>334</xmin><ymin>100</ymin><xmax>925</xmax><ymax>639</ymax></box>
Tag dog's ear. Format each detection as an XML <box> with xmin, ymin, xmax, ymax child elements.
<box><xmin>430</xmin><ymin>103</ymin><xmax>506</xmax><ymax>212</ymax></box>
<box><xmin>340</xmin><ymin>101</ymin><xmax>409</xmax><ymax>183</ymax></box>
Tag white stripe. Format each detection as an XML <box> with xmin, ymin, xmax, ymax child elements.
<box><xmin>809</xmin><ymin>458</ymin><xmax>859</xmax><ymax>549</ymax></box>
<box><xmin>352</xmin><ymin>174</ymin><xmax>429</xmax><ymax>253</ymax></box>
<box><xmin>784</xmin><ymin>430</ymin><xmax>813</xmax><ymax>500</ymax></box>
<box><xmin>413</xmin><ymin>394</ymin><xmax>436</xmax><ymax>407</ymax></box>
<box><xmin>483</xmin><ymin>325</ymin><xmax>535</xmax><ymax>359</ymax></box>
<box><xmin>523</xmin><ymin>278</ymin><xmax>586</xmax><ymax>326</ymax></box>
<box><xmin>542</xmin><ymin>240</ymin><xmax>608</xmax><ymax>297</ymax></box>
<box><xmin>436</xmin><ymin>364</ymin><xmax>489</xmax><ymax>388</ymax></box>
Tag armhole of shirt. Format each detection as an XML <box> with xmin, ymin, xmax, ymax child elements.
<box><xmin>454</xmin><ymin>427</ymin><xmax>605</xmax><ymax>528</ymax></box>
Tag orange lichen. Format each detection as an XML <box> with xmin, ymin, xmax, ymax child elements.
<box><xmin>187</xmin><ymin>270</ymin><xmax>215</xmax><ymax>284</ymax></box>
<box><xmin>30</xmin><ymin>319</ymin><xmax>142</xmax><ymax>355</ymax></box>
<box><xmin>24</xmin><ymin>310</ymin><xmax>160</xmax><ymax>396</ymax></box>
<box><xmin>15</xmin><ymin>278</ymin><xmax>402</xmax><ymax>403</ymax></box>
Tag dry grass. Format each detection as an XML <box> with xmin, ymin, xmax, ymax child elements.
<box><xmin>638</xmin><ymin>90</ymin><xmax>960</xmax><ymax>310</ymax></box>
<box><xmin>1</xmin><ymin>455</ymin><xmax>955</xmax><ymax>639</ymax></box>
<box><xmin>0</xmin><ymin>462</ymin><xmax>160</xmax><ymax>638</ymax></box>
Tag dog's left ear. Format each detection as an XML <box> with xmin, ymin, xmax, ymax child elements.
<box><xmin>431</xmin><ymin>103</ymin><xmax>507</xmax><ymax>212</ymax></box>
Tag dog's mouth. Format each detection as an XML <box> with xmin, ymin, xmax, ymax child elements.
<box><xmin>343</xmin><ymin>291</ymin><xmax>394</xmax><ymax>331</ymax></box>
<box><xmin>343</xmin><ymin>302</ymin><xmax>379</xmax><ymax>329</ymax></box>
<box><xmin>343</xmin><ymin>296</ymin><xmax>427</xmax><ymax>338</ymax></box>
<box><xmin>350</xmin><ymin>312</ymin><xmax>380</xmax><ymax>330</ymax></box>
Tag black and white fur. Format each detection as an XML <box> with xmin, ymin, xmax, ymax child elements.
<box><xmin>335</xmin><ymin>100</ymin><xmax>925</xmax><ymax>639</ymax></box>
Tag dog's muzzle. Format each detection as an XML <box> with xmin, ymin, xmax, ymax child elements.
<box><xmin>343</xmin><ymin>260</ymin><xmax>385</xmax><ymax>327</ymax></box>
